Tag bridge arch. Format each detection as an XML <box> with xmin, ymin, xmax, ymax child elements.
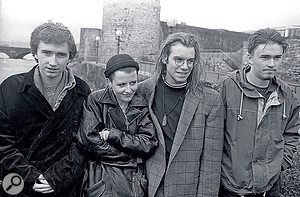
<box><xmin>0</xmin><ymin>52</ymin><xmax>9</xmax><ymax>59</ymax></box>
<box><xmin>0</xmin><ymin>46</ymin><xmax>31</xmax><ymax>59</ymax></box>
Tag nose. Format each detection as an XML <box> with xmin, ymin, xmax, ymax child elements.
<box><xmin>181</xmin><ymin>61</ymin><xmax>189</xmax><ymax>69</ymax></box>
<box><xmin>268</xmin><ymin>58</ymin><xmax>276</xmax><ymax>67</ymax></box>
<box><xmin>49</xmin><ymin>54</ymin><xmax>58</xmax><ymax>66</ymax></box>
<box><xmin>125</xmin><ymin>84</ymin><xmax>132</xmax><ymax>93</ymax></box>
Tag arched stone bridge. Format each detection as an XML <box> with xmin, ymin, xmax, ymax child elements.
<box><xmin>0</xmin><ymin>45</ymin><xmax>31</xmax><ymax>59</ymax></box>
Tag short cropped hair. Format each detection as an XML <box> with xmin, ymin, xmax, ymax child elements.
<box><xmin>248</xmin><ymin>28</ymin><xmax>289</xmax><ymax>55</ymax></box>
<box><xmin>30</xmin><ymin>21</ymin><xmax>77</xmax><ymax>62</ymax></box>
<box><xmin>108</xmin><ymin>67</ymin><xmax>138</xmax><ymax>82</ymax></box>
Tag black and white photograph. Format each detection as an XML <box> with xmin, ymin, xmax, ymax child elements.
<box><xmin>1</xmin><ymin>0</ymin><xmax>300</xmax><ymax>196</ymax></box>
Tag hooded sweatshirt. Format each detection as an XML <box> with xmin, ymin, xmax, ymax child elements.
<box><xmin>218</xmin><ymin>65</ymin><xmax>300</xmax><ymax>195</ymax></box>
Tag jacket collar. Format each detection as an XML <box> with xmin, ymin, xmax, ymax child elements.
<box><xmin>18</xmin><ymin>64</ymin><xmax>37</xmax><ymax>93</ymax></box>
<box><xmin>99</xmin><ymin>86</ymin><xmax>148</xmax><ymax>108</ymax></box>
<box><xmin>18</xmin><ymin>65</ymin><xmax>88</xmax><ymax>96</ymax></box>
<box><xmin>230</xmin><ymin>65</ymin><xmax>288</xmax><ymax>99</ymax></box>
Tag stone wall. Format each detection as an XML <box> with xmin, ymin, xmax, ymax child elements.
<box><xmin>280</xmin><ymin>39</ymin><xmax>300</xmax><ymax>83</ymax></box>
<box><xmin>160</xmin><ymin>22</ymin><xmax>250</xmax><ymax>52</ymax></box>
<box><xmin>70</xmin><ymin>62</ymin><xmax>149</xmax><ymax>91</ymax></box>
<box><xmin>78</xmin><ymin>28</ymin><xmax>102</xmax><ymax>62</ymax></box>
<box><xmin>100</xmin><ymin>0</ymin><xmax>161</xmax><ymax>64</ymax></box>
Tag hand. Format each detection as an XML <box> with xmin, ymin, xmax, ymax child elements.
<box><xmin>32</xmin><ymin>174</ymin><xmax>54</xmax><ymax>194</ymax></box>
<box><xmin>99</xmin><ymin>128</ymin><xmax>110</xmax><ymax>141</ymax></box>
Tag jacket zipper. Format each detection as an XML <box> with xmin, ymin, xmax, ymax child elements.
<box><xmin>124</xmin><ymin>113</ymin><xmax>129</xmax><ymax>131</ymax></box>
<box><xmin>133</xmin><ymin>175</ymin><xmax>137</xmax><ymax>197</ymax></box>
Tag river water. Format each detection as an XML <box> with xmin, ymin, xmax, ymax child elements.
<box><xmin>0</xmin><ymin>59</ymin><xmax>36</xmax><ymax>84</ymax></box>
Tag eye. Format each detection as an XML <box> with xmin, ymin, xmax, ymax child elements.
<box><xmin>187</xmin><ymin>59</ymin><xmax>195</xmax><ymax>64</ymax></box>
<box><xmin>118</xmin><ymin>83</ymin><xmax>125</xmax><ymax>87</ymax></box>
<box><xmin>130</xmin><ymin>81</ymin><xmax>137</xmax><ymax>86</ymax></box>
<box><xmin>174</xmin><ymin>57</ymin><xmax>184</xmax><ymax>64</ymax></box>
<box><xmin>274</xmin><ymin>56</ymin><xmax>282</xmax><ymax>60</ymax></box>
<box><xmin>42</xmin><ymin>50</ymin><xmax>53</xmax><ymax>56</ymax></box>
<box><xmin>260</xmin><ymin>56</ymin><xmax>269</xmax><ymax>60</ymax></box>
<box><xmin>57</xmin><ymin>53</ymin><xmax>68</xmax><ymax>58</ymax></box>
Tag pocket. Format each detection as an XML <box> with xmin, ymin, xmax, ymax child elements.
<box><xmin>269</xmin><ymin>113</ymin><xmax>284</xmax><ymax>143</ymax></box>
<box><xmin>134</xmin><ymin>176</ymin><xmax>148</xmax><ymax>197</ymax></box>
<box><xmin>84</xmin><ymin>180</ymin><xmax>106</xmax><ymax>197</ymax></box>
<box><xmin>82</xmin><ymin>161</ymin><xmax>107</xmax><ymax>197</ymax></box>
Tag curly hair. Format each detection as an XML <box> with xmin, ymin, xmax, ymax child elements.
<box><xmin>248</xmin><ymin>28</ymin><xmax>289</xmax><ymax>55</ymax></box>
<box><xmin>154</xmin><ymin>32</ymin><xmax>202</xmax><ymax>93</ymax></box>
<box><xmin>30</xmin><ymin>21</ymin><xmax>77</xmax><ymax>62</ymax></box>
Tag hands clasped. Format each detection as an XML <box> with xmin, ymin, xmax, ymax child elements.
<box><xmin>32</xmin><ymin>174</ymin><xmax>54</xmax><ymax>194</ymax></box>
<box><xmin>99</xmin><ymin>128</ymin><xmax>110</xmax><ymax>141</ymax></box>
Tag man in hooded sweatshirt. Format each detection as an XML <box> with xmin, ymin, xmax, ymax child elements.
<box><xmin>218</xmin><ymin>28</ymin><xmax>300</xmax><ymax>197</ymax></box>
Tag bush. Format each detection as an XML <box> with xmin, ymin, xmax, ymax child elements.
<box><xmin>280</xmin><ymin>145</ymin><xmax>300</xmax><ymax>196</ymax></box>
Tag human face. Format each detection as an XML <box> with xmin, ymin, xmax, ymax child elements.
<box><xmin>108</xmin><ymin>70</ymin><xmax>138</xmax><ymax>107</ymax></box>
<box><xmin>165</xmin><ymin>42</ymin><xmax>195</xmax><ymax>85</ymax></box>
<box><xmin>35</xmin><ymin>41</ymin><xmax>70</xmax><ymax>82</ymax></box>
<box><xmin>248</xmin><ymin>43</ymin><xmax>283</xmax><ymax>85</ymax></box>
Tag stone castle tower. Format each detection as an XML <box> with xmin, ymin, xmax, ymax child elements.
<box><xmin>100</xmin><ymin>0</ymin><xmax>161</xmax><ymax>63</ymax></box>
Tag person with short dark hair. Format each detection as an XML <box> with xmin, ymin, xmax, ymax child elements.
<box><xmin>138</xmin><ymin>32</ymin><xmax>225</xmax><ymax>196</ymax></box>
<box><xmin>0</xmin><ymin>21</ymin><xmax>91</xmax><ymax>196</ymax></box>
<box><xmin>77</xmin><ymin>53</ymin><xmax>158</xmax><ymax>197</ymax></box>
<box><xmin>218</xmin><ymin>28</ymin><xmax>300</xmax><ymax>197</ymax></box>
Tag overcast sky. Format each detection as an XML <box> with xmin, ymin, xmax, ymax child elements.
<box><xmin>1</xmin><ymin>0</ymin><xmax>300</xmax><ymax>44</ymax></box>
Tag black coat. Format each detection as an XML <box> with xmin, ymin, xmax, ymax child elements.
<box><xmin>0</xmin><ymin>66</ymin><xmax>90</xmax><ymax>197</ymax></box>
<box><xmin>77</xmin><ymin>87</ymin><xmax>157</xmax><ymax>196</ymax></box>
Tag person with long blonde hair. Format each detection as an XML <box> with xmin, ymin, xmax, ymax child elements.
<box><xmin>138</xmin><ymin>32</ymin><xmax>225</xmax><ymax>196</ymax></box>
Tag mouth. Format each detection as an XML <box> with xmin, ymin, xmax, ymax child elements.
<box><xmin>123</xmin><ymin>93</ymin><xmax>133</xmax><ymax>97</ymax></box>
<box><xmin>177</xmin><ymin>71</ymin><xmax>189</xmax><ymax>75</ymax></box>
<box><xmin>263</xmin><ymin>69</ymin><xmax>276</xmax><ymax>72</ymax></box>
<box><xmin>46</xmin><ymin>67</ymin><xmax>59</xmax><ymax>72</ymax></box>
<box><xmin>176</xmin><ymin>72</ymin><xmax>189</xmax><ymax>78</ymax></box>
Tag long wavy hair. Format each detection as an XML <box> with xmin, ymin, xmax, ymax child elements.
<box><xmin>153</xmin><ymin>32</ymin><xmax>202</xmax><ymax>93</ymax></box>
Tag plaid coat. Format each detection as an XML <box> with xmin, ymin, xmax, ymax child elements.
<box><xmin>138</xmin><ymin>78</ymin><xmax>224</xmax><ymax>197</ymax></box>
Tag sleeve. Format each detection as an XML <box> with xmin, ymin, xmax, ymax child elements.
<box><xmin>0</xmin><ymin>84</ymin><xmax>40</xmax><ymax>194</ymax></box>
<box><xmin>197</xmin><ymin>92</ymin><xmax>225</xmax><ymax>196</ymax></box>
<box><xmin>106</xmin><ymin>111</ymin><xmax>158</xmax><ymax>159</ymax></box>
<box><xmin>282</xmin><ymin>94</ymin><xmax>300</xmax><ymax>170</ymax></box>
<box><xmin>32</xmin><ymin>85</ymin><xmax>91</xmax><ymax>195</ymax></box>
<box><xmin>43</xmin><ymin>143</ymin><xmax>85</xmax><ymax>194</ymax></box>
<box><xmin>77</xmin><ymin>94</ymin><xmax>133</xmax><ymax>161</ymax></box>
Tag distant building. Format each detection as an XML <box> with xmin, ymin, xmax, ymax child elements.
<box><xmin>78</xmin><ymin>0</ymin><xmax>249</xmax><ymax>68</ymax></box>
<box><xmin>78</xmin><ymin>0</ymin><xmax>300</xmax><ymax>83</ymax></box>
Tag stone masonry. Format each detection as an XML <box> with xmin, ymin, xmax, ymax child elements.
<box><xmin>100</xmin><ymin>0</ymin><xmax>161</xmax><ymax>64</ymax></box>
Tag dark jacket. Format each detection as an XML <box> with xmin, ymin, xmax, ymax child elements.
<box><xmin>218</xmin><ymin>66</ymin><xmax>300</xmax><ymax>195</ymax></box>
<box><xmin>0</xmin><ymin>65</ymin><xmax>91</xmax><ymax>197</ymax></box>
<box><xmin>138</xmin><ymin>78</ymin><xmax>225</xmax><ymax>197</ymax></box>
<box><xmin>77</xmin><ymin>87</ymin><xmax>157</xmax><ymax>196</ymax></box>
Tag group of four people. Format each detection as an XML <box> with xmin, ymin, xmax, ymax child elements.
<box><xmin>0</xmin><ymin>21</ymin><xmax>299</xmax><ymax>197</ymax></box>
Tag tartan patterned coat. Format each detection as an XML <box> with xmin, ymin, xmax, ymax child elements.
<box><xmin>138</xmin><ymin>78</ymin><xmax>224</xmax><ymax>197</ymax></box>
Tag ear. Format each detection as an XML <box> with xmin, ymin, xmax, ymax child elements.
<box><xmin>106</xmin><ymin>78</ymin><xmax>111</xmax><ymax>86</ymax></box>
<box><xmin>248</xmin><ymin>53</ymin><xmax>253</xmax><ymax>64</ymax></box>
<box><xmin>162</xmin><ymin>55</ymin><xmax>168</xmax><ymax>64</ymax></box>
